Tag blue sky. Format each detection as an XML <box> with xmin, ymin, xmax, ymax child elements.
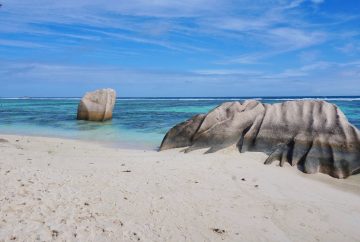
<box><xmin>0</xmin><ymin>0</ymin><xmax>359</xmax><ymax>97</ymax></box>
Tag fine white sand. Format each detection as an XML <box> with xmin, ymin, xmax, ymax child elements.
<box><xmin>0</xmin><ymin>134</ymin><xmax>359</xmax><ymax>241</ymax></box>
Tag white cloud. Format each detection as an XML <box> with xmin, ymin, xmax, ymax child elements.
<box><xmin>267</xmin><ymin>28</ymin><xmax>326</xmax><ymax>49</ymax></box>
<box><xmin>226</xmin><ymin>52</ymin><xmax>271</xmax><ymax>64</ymax></box>
<box><xmin>338</xmin><ymin>43</ymin><xmax>360</xmax><ymax>55</ymax></box>
<box><xmin>0</xmin><ymin>40</ymin><xmax>45</xmax><ymax>48</ymax></box>
<box><xmin>193</xmin><ymin>69</ymin><xmax>262</xmax><ymax>76</ymax></box>
<box><xmin>262</xmin><ymin>61</ymin><xmax>356</xmax><ymax>79</ymax></box>
<box><xmin>0</xmin><ymin>0</ymin><xmax>335</xmax><ymax>57</ymax></box>
<box><xmin>1</xmin><ymin>60</ymin><xmax>360</xmax><ymax>96</ymax></box>
<box><xmin>298</xmin><ymin>50</ymin><xmax>320</xmax><ymax>63</ymax></box>
<box><xmin>0</xmin><ymin>0</ymin><xmax>357</xmax><ymax>79</ymax></box>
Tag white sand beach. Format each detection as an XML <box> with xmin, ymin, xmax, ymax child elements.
<box><xmin>1</xmin><ymin>134</ymin><xmax>360</xmax><ymax>241</ymax></box>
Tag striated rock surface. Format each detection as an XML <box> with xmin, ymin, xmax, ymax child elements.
<box><xmin>77</xmin><ymin>88</ymin><xmax>116</xmax><ymax>121</ymax></box>
<box><xmin>160</xmin><ymin>100</ymin><xmax>360</xmax><ymax>178</ymax></box>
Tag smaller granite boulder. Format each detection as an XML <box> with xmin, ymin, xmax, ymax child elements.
<box><xmin>77</xmin><ymin>88</ymin><xmax>116</xmax><ymax>121</ymax></box>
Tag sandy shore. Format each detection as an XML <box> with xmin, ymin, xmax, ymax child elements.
<box><xmin>0</xmin><ymin>134</ymin><xmax>359</xmax><ymax>241</ymax></box>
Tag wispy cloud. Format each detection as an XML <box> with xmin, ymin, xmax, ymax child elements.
<box><xmin>0</xmin><ymin>40</ymin><xmax>45</xmax><ymax>48</ymax></box>
<box><xmin>193</xmin><ymin>69</ymin><xmax>263</xmax><ymax>76</ymax></box>
<box><xmin>0</xmin><ymin>0</ymin><xmax>337</xmax><ymax>52</ymax></box>
<box><xmin>267</xmin><ymin>28</ymin><xmax>326</xmax><ymax>49</ymax></box>
<box><xmin>0</xmin><ymin>0</ymin><xmax>359</xmax><ymax>96</ymax></box>
<box><xmin>311</xmin><ymin>0</ymin><xmax>325</xmax><ymax>4</ymax></box>
<box><xmin>338</xmin><ymin>42</ymin><xmax>360</xmax><ymax>55</ymax></box>
<box><xmin>1</xmin><ymin>60</ymin><xmax>359</xmax><ymax>97</ymax></box>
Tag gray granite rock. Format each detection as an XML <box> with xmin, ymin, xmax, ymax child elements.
<box><xmin>160</xmin><ymin>100</ymin><xmax>360</xmax><ymax>178</ymax></box>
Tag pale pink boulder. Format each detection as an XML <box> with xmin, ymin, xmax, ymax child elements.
<box><xmin>77</xmin><ymin>88</ymin><xmax>116</xmax><ymax>121</ymax></box>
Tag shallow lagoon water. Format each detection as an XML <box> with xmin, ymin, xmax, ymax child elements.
<box><xmin>0</xmin><ymin>97</ymin><xmax>359</xmax><ymax>149</ymax></box>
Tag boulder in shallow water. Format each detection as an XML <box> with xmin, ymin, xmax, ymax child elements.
<box><xmin>77</xmin><ymin>88</ymin><xmax>116</xmax><ymax>121</ymax></box>
<box><xmin>160</xmin><ymin>100</ymin><xmax>360</xmax><ymax>178</ymax></box>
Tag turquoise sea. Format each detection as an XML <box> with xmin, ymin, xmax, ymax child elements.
<box><xmin>1</xmin><ymin>97</ymin><xmax>360</xmax><ymax>149</ymax></box>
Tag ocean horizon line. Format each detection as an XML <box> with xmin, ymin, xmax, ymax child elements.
<box><xmin>1</xmin><ymin>96</ymin><xmax>360</xmax><ymax>101</ymax></box>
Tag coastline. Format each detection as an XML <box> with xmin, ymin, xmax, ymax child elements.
<box><xmin>0</xmin><ymin>130</ymin><xmax>159</xmax><ymax>151</ymax></box>
<box><xmin>1</xmin><ymin>134</ymin><xmax>360</xmax><ymax>241</ymax></box>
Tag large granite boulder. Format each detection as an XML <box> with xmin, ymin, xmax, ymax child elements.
<box><xmin>77</xmin><ymin>88</ymin><xmax>116</xmax><ymax>121</ymax></box>
<box><xmin>160</xmin><ymin>100</ymin><xmax>360</xmax><ymax>178</ymax></box>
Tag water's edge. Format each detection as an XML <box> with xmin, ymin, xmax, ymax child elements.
<box><xmin>1</xmin><ymin>97</ymin><xmax>359</xmax><ymax>149</ymax></box>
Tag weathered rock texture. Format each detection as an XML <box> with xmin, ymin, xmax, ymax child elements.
<box><xmin>160</xmin><ymin>100</ymin><xmax>360</xmax><ymax>178</ymax></box>
<box><xmin>77</xmin><ymin>88</ymin><xmax>116</xmax><ymax>121</ymax></box>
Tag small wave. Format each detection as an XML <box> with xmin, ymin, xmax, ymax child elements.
<box><xmin>116</xmin><ymin>97</ymin><xmax>359</xmax><ymax>101</ymax></box>
<box><xmin>262</xmin><ymin>98</ymin><xmax>360</xmax><ymax>101</ymax></box>
<box><xmin>0</xmin><ymin>97</ymin><xmax>81</xmax><ymax>100</ymax></box>
<box><xmin>116</xmin><ymin>98</ymin><xmax>263</xmax><ymax>101</ymax></box>
<box><xmin>1</xmin><ymin>97</ymin><xmax>359</xmax><ymax>101</ymax></box>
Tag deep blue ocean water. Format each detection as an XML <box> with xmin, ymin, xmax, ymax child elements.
<box><xmin>1</xmin><ymin>97</ymin><xmax>360</xmax><ymax>149</ymax></box>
